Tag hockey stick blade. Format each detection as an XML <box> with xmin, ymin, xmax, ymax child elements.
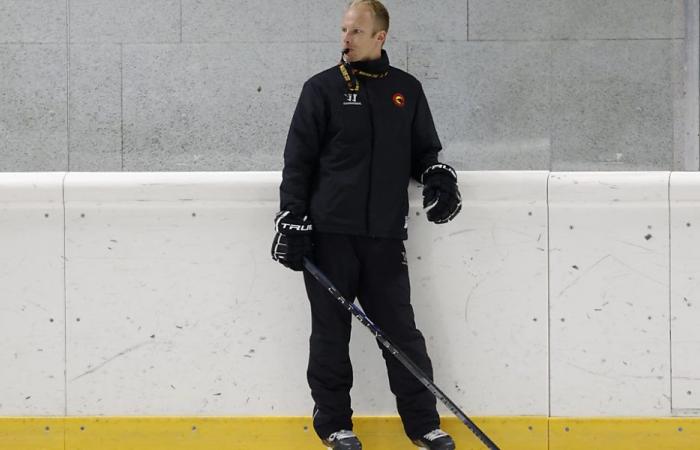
<box><xmin>303</xmin><ymin>257</ymin><xmax>500</xmax><ymax>450</ymax></box>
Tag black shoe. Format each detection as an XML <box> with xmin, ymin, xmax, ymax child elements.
<box><xmin>322</xmin><ymin>430</ymin><xmax>362</xmax><ymax>449</ymax></box>
<box><xmin>412</xmin><ymin>429</ymin><xmax>456</xmax><ymax>449</ymax></box>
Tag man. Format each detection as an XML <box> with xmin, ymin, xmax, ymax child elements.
<box><xmin>271</xmin><ymin>1</ymin><xmax>461</xmax><ymax>449</ymax></box>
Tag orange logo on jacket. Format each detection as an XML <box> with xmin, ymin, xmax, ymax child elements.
<box><xmin>392</xmin><ymin>93</ymin><xmax>405</xmax><ymax>108</ymax></box>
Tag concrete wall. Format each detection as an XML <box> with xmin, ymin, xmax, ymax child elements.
<box><xmin>0</xmin><ymin>1</ymin><xmax>696</xmax><ymax>172</ymax></box>
<box><xmin>2</xmin><ymin>171</ymin><xmax>699</xmax><ymax>418</ymax></box>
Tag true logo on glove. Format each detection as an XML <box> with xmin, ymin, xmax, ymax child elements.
<box><xmin>280</xmin><ymin>223</ymin><xmax>313</xmax><ymax>232</ymax></box>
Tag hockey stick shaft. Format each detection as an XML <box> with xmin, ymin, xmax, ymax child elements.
<box><xmin>303</xmin><ymin>258</ymin><xmax>500</xmax><ymax>450</ymax></box>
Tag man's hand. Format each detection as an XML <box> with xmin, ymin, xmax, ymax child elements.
<box><xmin>270</xmin><ymin>210</ymin><xmax>313</xmax><ymax>271</ymax></box>
<box><xmin>421</xmin><ymin>163</ymin><xmax>462</xmax><ymax>224</ymax></box>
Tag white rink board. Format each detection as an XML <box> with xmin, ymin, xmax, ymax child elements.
<box><xmin>406</xmin><ymin>171</ymin><xmax>549</xmax><ymax>416</ymax></box>
<box><xmin>0</xmin><ymin>173</ymin><xmax>66</xmax><ymax>415</ymax></box>
<box><xmin>549</xmin><ymin>172</ymin><xmax>671</xmax><ymax>416</ymax></box>
<box><xmin>61</xmin><ymin>171</ymin><xmax>549</xmax><ymax>416</ymax></box>
<box><xmin>670</xmin><ymin>172</ymin><xmax>700</xmax><ymax>411</ymax></box>
<box><xmin>4</xmin><ymin>171</ymin><xmax>700</xmax><ymax>418</ymax></box>
<box><xmin>64</xmin><ymin>172</ymin><xmax>310</xmax><ymax>415</ymax></box>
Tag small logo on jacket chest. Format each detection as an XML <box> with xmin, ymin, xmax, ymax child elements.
<box><xmin>343</xmin><ymin>93</ymin><xmax>362</xmax><ymax>106</ymax></box>
<box><xmin>392</xmin><ymin>93</ymin><xmax>405</xmax><ymax>108</ymax></box>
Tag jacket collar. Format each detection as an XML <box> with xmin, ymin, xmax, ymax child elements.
<box><xmin>347</xmin><ymin>49</ymin><xmax>390</xmax><ymax>76</ymax></box>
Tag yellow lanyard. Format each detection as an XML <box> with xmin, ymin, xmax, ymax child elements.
<box><xmin>338</xmin><ymin>57</ymin><xmax>389</xmax><ymax>93</ymax></box>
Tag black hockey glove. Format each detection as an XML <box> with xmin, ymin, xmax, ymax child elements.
<box><xmin>421</xmin><ymin>163</ymin><xmax>462</xmax><ymax>224</ymax></box>
<box><xmin>270</xmin><ymin>210</ymin><xmax>313</xmax><ymax>271</ymax></box>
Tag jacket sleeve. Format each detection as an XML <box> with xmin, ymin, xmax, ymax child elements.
<box><xmin>279</xmin><ymin>80</ymin><xmax>327</xmax><ymax>216</ymax></box>
<box><xmin>410</xmin><ymin>82</ymin><xmax>442</xmax><ymax>183</ymax></box>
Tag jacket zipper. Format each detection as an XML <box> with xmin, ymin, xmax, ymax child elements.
<box><xmin>364</xmin><ymin>83</ymin><xmax>375</xmax><ymax>237</ymax></box>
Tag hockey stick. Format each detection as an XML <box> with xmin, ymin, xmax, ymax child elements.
<box><xmin>303</xmin><ymin>257</ymin><xmax>500</xmax><ymax>450</ymax></box>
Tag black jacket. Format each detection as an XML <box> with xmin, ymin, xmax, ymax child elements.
<box><xmin>279</xmin><ymin>50</ymin><xmax>442</xmax><ymax>240</ymax></box>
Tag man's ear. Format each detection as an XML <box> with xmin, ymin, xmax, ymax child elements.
<box><xmin>376</xmin><ymin>30</ymin><xmax>387</xmax><ymax>44</ymax></box>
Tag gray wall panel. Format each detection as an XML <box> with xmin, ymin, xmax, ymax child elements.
<box><xmin>550</xmin><ymin>40</ymin><xmax>676</xmax><ymax>170</ymax></box>
<box><xmin>409</xmin><ymin>42</ymin><xmax>552</xmax><ymax>170</ymax></box>
<box><xmin>0</xmin><ymin>44</ymin><xmax>67</xmax><ymax>171</ymax></box>
<box><xmin>470</xmin><ymin>0</ymin><xmax>685</xmax><ymax>40</ymax></box>
<box><xmin>0</xmin><ymin>0</ymin><xmax>696</xmax><ymax>171</ymax></box>
<box><xmin>182</xmin><ymin>0</ymin><xmax>307</xmax><ymax>43</ymax></box>
<box><xmin>70</xmin><ymin>0</ymin><xmax>180</xmax><ymax>43</ymax></box>
<box><xmin>0</xmin><ymin>0</ymin><xmax>65</xmax><ymax>43</ymax></box>
<box><xmin>69</xmin><ymin>44</ymin><xmax>122</xmax><ymax>171</ymax></box>
<box><xmin>122</xmin><ymin>43</ymin><xmax>308</xmax><ymax>171</ymax></box>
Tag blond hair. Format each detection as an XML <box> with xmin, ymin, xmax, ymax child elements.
<box><xmin>347</xmin><ymin>0</ymin><xmax>390</xmax><ymax>35</ymax></box>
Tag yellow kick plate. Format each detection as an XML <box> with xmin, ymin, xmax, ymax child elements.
<box><xmin>2</xmin><ymin>416</ymin><xmax>700</xmax><ymax>449</ymax></box>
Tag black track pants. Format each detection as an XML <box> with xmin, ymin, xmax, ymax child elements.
<box><xmin>302</xmin><ymin>232</ymin><xmax>439</xmax><ymax>441</ymax></box>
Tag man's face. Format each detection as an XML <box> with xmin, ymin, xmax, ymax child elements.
<box><xmin>341</xmin><ymin>6</ymin><xmax>385</xmax><ymax>62</ymax></box>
